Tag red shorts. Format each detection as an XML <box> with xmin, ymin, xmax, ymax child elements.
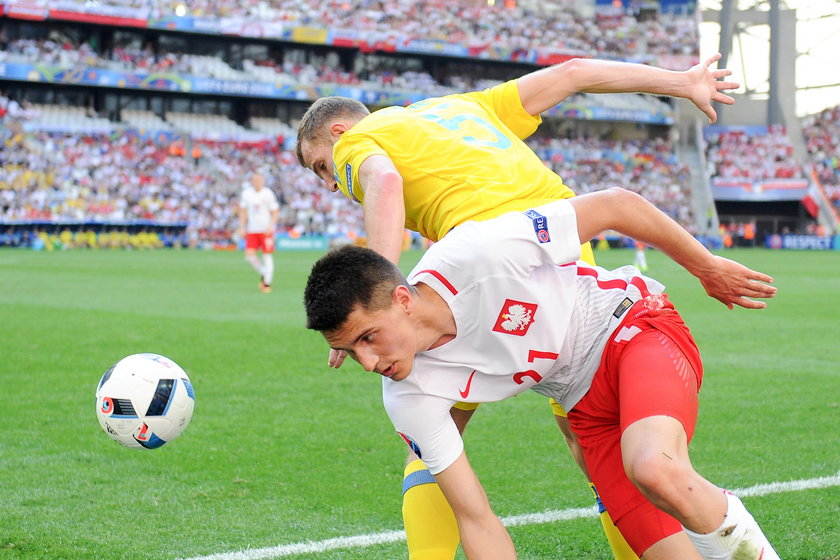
<box><xmin>567</xmin><ymin>295</ymin><xmax>703</xmax><ymax>556</ymax></box>
<box><xmin>244</xmin><ymin>232</ymin><xmax>274</xmax><ymax>253</ymax></box>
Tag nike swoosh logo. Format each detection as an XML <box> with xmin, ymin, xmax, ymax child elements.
<box><xmin>459</xmin><ymin>370</ymin><xmax>477</xmax><ymax>399</ymax></box>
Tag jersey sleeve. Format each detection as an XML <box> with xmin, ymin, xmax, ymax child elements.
<box><xmin>463</xmin><ymin>80</ymin><xmax>542</xmax><ymax>140</ymax></box>
<box><xmin>332</xmin><ymin>131</ymin><xmax>389</xmax><ymax>205</ymax></box>
<box><xmin>382</xmin><ymin>378</ymin><xmax>463</xmax><ymax>475</ymax></box>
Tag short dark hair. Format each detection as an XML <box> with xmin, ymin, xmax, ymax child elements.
<box><xmin>295</xmin><ymin>97</ymin><xmax>370</xmax><ymax>167</ymax></box>
<box><xmin>304</xmin><ymin>245</ymin><xmax>407</xmax><ymax>332</ymax></box>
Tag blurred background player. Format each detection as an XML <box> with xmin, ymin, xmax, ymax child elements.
<box><xmin>634</xmin><ymin>241</ymin><xmax>649</xmax><ymax>272</ymax></box>
<box><xmin>297</xmin><ymin>53</ymin><xmax>739</xmax><ymax>559</ymax></box>
<box><xmin>238</xmin><ymin>171</ymin><xmax>279</xmax><ymax>293</ymax></box>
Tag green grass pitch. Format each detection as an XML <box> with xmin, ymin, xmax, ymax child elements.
<box><xmin>0</xmin><ymin>247</ymin><xmax>837</xmax><ymax>560</ymax></box>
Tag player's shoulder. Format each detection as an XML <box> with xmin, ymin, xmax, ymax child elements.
<box><xmin>413</xmin><ymin>199</ymin><xmax>578</xmax><ymax>277</ymax></box>
<box><xmin>409</xmin><ymin>222</ymin><xmax>489</xmax><ymax>285</ymax></box>
<box><xmin>350</xmin><ymin>106</ymin><xmax>408</xmax><ymax>131</ymax></box>
<box><xmin>445</xmin><ymin>80</ymin><xmax>518</xmax><ymax>107</ymax></box>
<box><xmin>334</xmin><ymin>110</ymin><xmax>402</xmax><ymax>156</ymax></box>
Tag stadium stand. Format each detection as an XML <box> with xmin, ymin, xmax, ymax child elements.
<box><xmin>0</xmin><ymin>113</ymin><xmax>694</xmax><ymax>244</ymax></box>
<box><xmin>14</xmin><ymin>0</ymin><xmax>696</xmax><ymax>61</ymax></box>
<box><xmin>532</xmin><ymin>135</ymin><xmax>696</xmax><ymax>231</ymax></box>
<box><xmin>120</xmin><ymin>108</ymin><xmax>175</xmax><ymax>131</ymax></box>
<box><xmin>705</xmin><ymin>125</ymin><xmax>804</xmax><ymax>181</ymax></box>
<box><xmin>2</xmin><ymin>0</ymin><xmax>832</xmax><ymax>248</ymax></box>
<box><xmin>802</xmin><ymin>105</ymin><xmax>840</xmax><ymax>210</ymax></box>
<box><xmin>0</xmin><ymin>122</ymin><xmax>366</xmax><ymax>246</ymax></box>
<box><xmin>27</xmin><ymin>104</ymin><xmax>115</xmax><ymax>134</ymax></box>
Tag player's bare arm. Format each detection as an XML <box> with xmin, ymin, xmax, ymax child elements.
<box><xmin>434</xmin><ymin>452</ymin><xmax>515</xmax><ymax>559</ymax></box>
<box><xmin>358</xmin><ymin>154</ymin><xmax>406</xmax><ymax>265</ymax></box>
<box><xmin>238</xmin><ymin>207</ymin><xmax>247</xmax><ymax>237</ymax></box>
<box><xmin>517</xmin><ymin>53</ymin><xmax>738</xmax><ymax>123</ymax></box>
<box><xmin>326</xmin><ymin>154</ymin><xmax>405</xmax><ymax>369</ymax></box>
<box><xmin>568</xmin><ymin>188</ymin><xmax>777</xmax><ymax>309</ymax></box>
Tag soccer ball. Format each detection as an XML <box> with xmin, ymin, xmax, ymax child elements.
<box><xmin>95</xmin><ymin>353</ymin><xmax>195</xmax><ymax>449</ymax></box>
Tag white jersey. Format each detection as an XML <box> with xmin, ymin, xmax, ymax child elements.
<box><xmin>240</xmin><ymin>186</ymin><xmax>280</xmax><ymax>233</ymax></box>
<box><xmin>382</xmin><ymin>200</ymin><xmax>664</xmax><ymax>474</ymax></box>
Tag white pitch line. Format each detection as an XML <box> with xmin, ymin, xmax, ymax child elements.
<box><xmin>176</xmin><ymin>471</ymin><xmax>840</xmax><ymax>560</ymax></box>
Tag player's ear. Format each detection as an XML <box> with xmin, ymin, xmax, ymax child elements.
<box><xmin>393</xmin><ymin>285</ymin><xmax>413</xmax><ymax>313</ymax></box>
<box><xmin>330</xmin><ymin>121</ymin><xmax>349</xmax><ymax>138</ymax></box>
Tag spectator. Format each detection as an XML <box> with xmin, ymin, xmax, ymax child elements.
<box><xmin>802</xmin><ymin>105</ymin><xmax>840</xmax><ymax>211</ymax></box>
<box><xmin>705</xmin><ymin>126</ymin><xmax>804</xmax><ymax>182</ymax></box>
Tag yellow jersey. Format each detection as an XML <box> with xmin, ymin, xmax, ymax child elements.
<box><xmin>337</xmin><ymin>80</ymin><xmax>594</xmax><ymax>414</ymax></box>
<box><xmin>332</xmin><ymin>80</ymin><xmax>578</xmax><ymax>244</ymax></box>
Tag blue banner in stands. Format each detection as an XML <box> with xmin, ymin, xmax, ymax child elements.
<box><xmin>766</xmin><ymin>234</ymin><xmax>836</xmax><ymax>250</ymax></box>
<box><xmin>711</xmin><ymin>179</ymin><xmax>810</xmax><ymax>201</ymax></box>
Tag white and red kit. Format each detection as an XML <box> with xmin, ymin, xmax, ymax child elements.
<box><xmin>240</xmin><ymin>186</ymin><xmax>279</xmax><ymax>234</ymax></box>
<box><xmin>383</xmin><ymin>199</ymin><xmax>666</xmax><ymax>475</ymax></box>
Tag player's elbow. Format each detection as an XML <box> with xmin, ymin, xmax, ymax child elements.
<box><xmin>550</xmin><ymin>57</ymin><xmax>598</xmax><ymax>91</ymax></box>
<box><xmin>554</xmin><ymin>56</ymin><xmax>586</xmax><ymax>77</ymax></box>
<box><xmin>379</xmin><ymin>169</ymin><xmax>404</xmax><ymax>191</ymax></box>
<box><xmin>576</xmin><ymin>187</ymin><xmax>644</xmax><ymax>239</ymax></box>
<box><xmin>367</xmin><ymin>169</ymin><xmax>404</xmax><ymax>202</ymax></box>
<box><xmin>360</xmin><ymin>155</ymin><xmax>403</xmax><ymax>197</ymax></box>
<box><xmin>603</xmin><ymin>187</ymin><xmax>643</xmax><ymax>211</ymax></box>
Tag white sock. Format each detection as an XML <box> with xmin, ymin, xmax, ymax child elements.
<box><xmin>245</xmin><ymin>254</ymin><xmax>264</xmax><ymax>276</ymax></box>
<box><xmin>262</xmin><ymin>254</ymin><xmax>274</xmax><ymax>285</ymax></box>
<box><xmin>683</xmin><ymin>491</ymin><xmax>780</xmax><ymax>560</ymax></box>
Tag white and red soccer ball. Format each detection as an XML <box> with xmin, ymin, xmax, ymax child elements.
<box><xmin>95</xmin><ymin>353</ymin><xmax>195</xmax><ymax>449</ymax></box>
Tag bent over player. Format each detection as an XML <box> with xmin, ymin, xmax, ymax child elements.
<box><xmin>305</xmin><ymin>188</ymin><xmax>779</xmax><ymax>560</ymax></box>
<box><xmin>297</xmin><ymin>53</ymin><xmax>740</xmax><ymax>559</ymax></box>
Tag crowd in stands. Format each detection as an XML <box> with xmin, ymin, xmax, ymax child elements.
<box><xmin>1</xmin><ymin>104</ymin><xmax>696</xmax><ymax>246</ymax></box>
<box><xmin>264</xmin><ymin>0</ymin><xmax>700</xmax><ymax>58</ymax></box>
<box><xmin>2</xmin><ymin>36</ymin><xmax>517</xmax><ymax>98</ymax></box>
<box><xmin>3</xmin><ymin>35</ymin><xmax>672</xmax><ymax>142</ymax></box>
<box><xmin>532</xmin><ymin>135</ymin><xmax>696</xmax><ymax>230</ymax></box>
<box><xmin>5</xmin><ymin>95</ymin><xmax>839</xmax><ymax>248</ymax></box>
<box><xmin>0</xmin><ymin>119</ymin><xmax>365</xmax><ymax>246</ymax></box>
<box><xmin>7</xmin><ymin>109</ymin><xmax>840</xmax><ymax>248</ymax></box>
<box><xmin>704</xmin><ymin>125</ymin><xmax>805</xmax><ymax>181</ymax></box>
<box><xmin>802</xmin><ymin>105</ymin><xmax>840</xmax><ymax>210</ymax></box>
<box><xmin>7</xmin><ymin>1</ymin><xmax>839</xmax><ymax>246</ymax></box>
<box><xmin>17</xmin><ymin>0</ymin><xmax>698</xmax><ymax>61</ymax></box>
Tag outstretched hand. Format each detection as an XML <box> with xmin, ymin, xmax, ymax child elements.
<box><xmin>686</xmin><ymin>53</ymin><xmax>740</xmax><ymax>123</ymax></box>
<box><xmin>697</xmin><ymin>255</ymin><xmax>777</xmax><ymax>309</ymax></box>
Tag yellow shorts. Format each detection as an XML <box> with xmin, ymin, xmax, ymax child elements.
<box><xmin>581</xmin><ymin>240</ymin><xmax>596</xmax><ymax>266</ymax></box>
<box><xmin>453</xmin><ymin>398</ymin><xmax>568</xmax><ymax>417</ymax></box>
<box><xmin>452</xmin><ymin>401</ymin><xmax>480</xmax><ymax>411</ymax></box>
<box><xmin>549</xmin><ymin>398</ymin><xmax>568</xmax><ymax>417</ymax></box>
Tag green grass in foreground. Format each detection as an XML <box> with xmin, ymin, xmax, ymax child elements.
<box><xmin>0</xmin><ymin>247</ymin><xmax>837</xmax><ymax>560</ymax></box>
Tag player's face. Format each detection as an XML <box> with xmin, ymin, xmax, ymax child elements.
<box><xmin>324</xmin><ymin>300</ymin><xmax>417</xmax><ymax>382</ymax></box>
<box><xmin>300</xmin><ymin>139</ymin><xmax>338</xmax><ymax>192</ymax></box>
